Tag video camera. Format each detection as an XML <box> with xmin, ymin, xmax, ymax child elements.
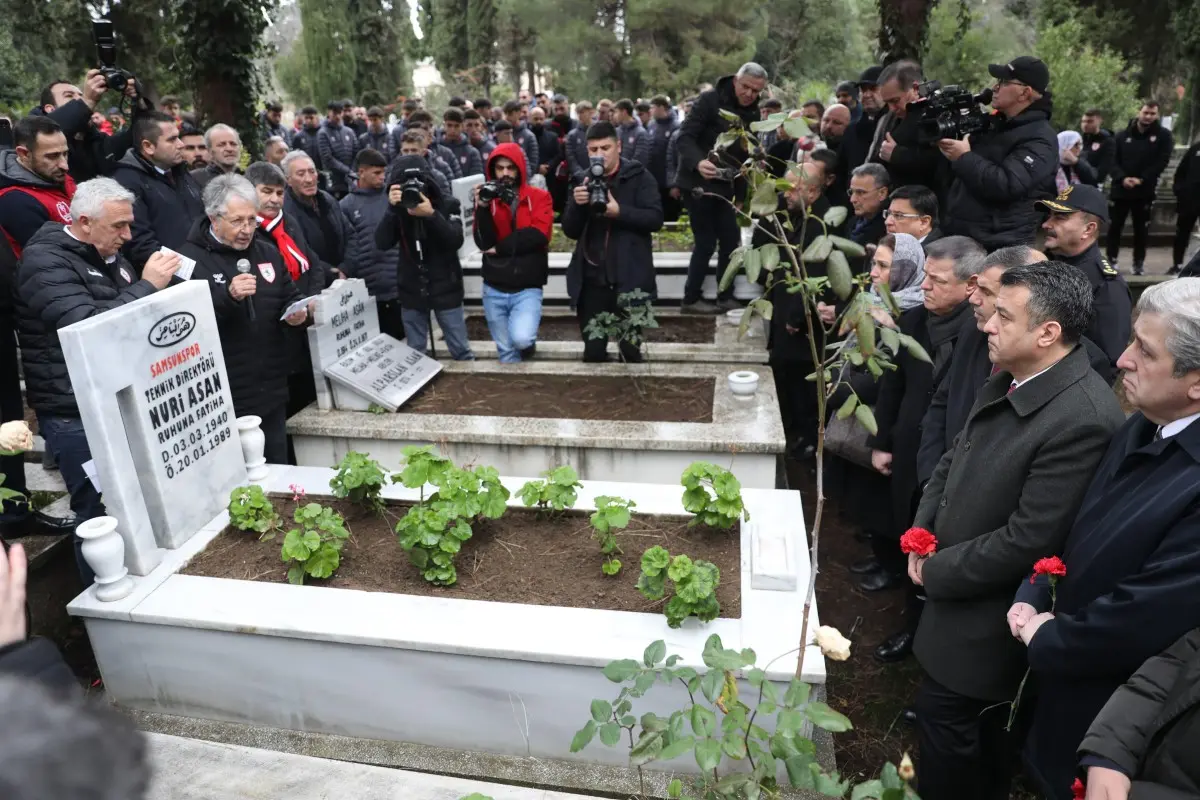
<box><xmin>912</xmin><ymin>81</ymin><xmax>994</xmax><ymax>146</ymax></box>
<box><xmin>479</xmin><ymin>179</ymin><xmax>517</xmax><ymax>206</ymax></box>
<box><xmin>92</xmin><ymin>21</ymin><xmax>135</xmax><ymax>95</ymax></box>
<box><xmin>392</xmin><ymin>167</ymin><xmax>425</xmax><ymax>209</ymax></box>
<box><xmin>585</xmin><ymin>156</ymin><xmax>609</xmax><ymax>214</ymax></box>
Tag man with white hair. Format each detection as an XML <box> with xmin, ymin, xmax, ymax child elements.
<box><xmin>1011</xmin><ymin>278</ymin><xmax>1200</xmax><ymax>800</ymax></box>
<box><xmin>14</xmin><ymin>177</ymin><xmax>179</xmax><ymax>552</ymax></box>
<box><xmin>179</xmin><ymin>175</ymin><xmax>309</xmax><ymax>465</ymax></box>
<box><xmin>263</xmin><ymin>135</ymin><xmax>289</xmax><ymax>167</ymax></box>
<box><xmin>191</xmin><ymin>123</ymin><xmax>243</xmax><ymax>189</ymax></box>
<box><xmin>281</xmin><ymin>150</ymin><xmax>347</xmax><ymax>274</ymax></box>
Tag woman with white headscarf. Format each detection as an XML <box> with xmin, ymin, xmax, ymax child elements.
<box><xmin>1056</xmin><ymin>131</ymin><xmax>1099</xmax><ymax>191</ymax></box>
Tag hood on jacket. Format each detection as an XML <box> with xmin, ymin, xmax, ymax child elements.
<box><xmin>486</xmin><ymin>142</ymin><xmax>528</xmax><ymax>187</ymax></box>
<box><xmin>0</xmin><ymin>149</ymin><xmax>64</xmax><ymax>190</ymax></box>
<box><xmin>389</xmin><ymin>154</ymin><xmax>445</xmax><ymax>207</ymax></box>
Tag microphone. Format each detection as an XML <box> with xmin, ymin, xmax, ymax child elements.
<box><xmin>235</xmin><ymin>259</ymin><xmax>256</xmax><ymax>323</ymax></box>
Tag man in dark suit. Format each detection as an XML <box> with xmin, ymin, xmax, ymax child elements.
<box><xmin>883</xmin><ymin>184</ymin><xmax>942</xmax><ymax>249</ymax></box>
<box><xmin>847</xmin><ymin>162</ymin><xmax>889</xmax><ymax>251</ymax></box>
<box><xmin>1010</xmin><ymin>278</ymin><xmax>1200</xmax><ymax>800</ymax></box>
<box><xmin>908</xmin><ymin>262</ymin><xmax>1125</xmax><ymax>800</ymax></box>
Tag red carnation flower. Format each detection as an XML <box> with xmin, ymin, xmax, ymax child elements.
<box><xmin>1031</xmin><ymin>556</ymin><xmax>1067</xmax><ymax>584</ymax></box>
<box><xmin>1071</xmin><ymin>778</ymin><xmax>1085</xmax><ymax>799</ymax></box>
<box><xmin>900</xmin><ymin>527</ymin><xmax>938</xmax><ymax>557</ymax></box>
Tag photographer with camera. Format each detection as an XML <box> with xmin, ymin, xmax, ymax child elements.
<box><xmin>936</xmin><ymin>56</ymin><xmax>1058</xmax><ymax>250</ymax></box>
<box><xmin>675</xmin><ymin>62</ymin><xmax>768</xmax><ymax>314</ymax></box>
<box><xmin>871</xmin><ymin>60</ymin><xmax>944</xmax><ymax>193</ymax></box>
<box><xmin>562</xmin><ymin>121</ymin><xmax>663</xmax><ymax>363</ymax></box>
<box><xmin>375</xmin><ymin>155</ymin><xmax>474</xmax><ymax>360</ymax></box>
<box><xmin>472</xmin><ymin>144</ymin><xmax>553</xmax><ymax>363</ymax></box>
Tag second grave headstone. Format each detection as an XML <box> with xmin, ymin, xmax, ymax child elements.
<box><xmin>307</xmin><ymin>279</ymin><xmax>379</xmax><ymax>411</ymax></box>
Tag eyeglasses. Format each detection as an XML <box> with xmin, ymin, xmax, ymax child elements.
<box><xmin>220</xmin><ymin>215</ymin><xmax>258</xmax><ymax>230</ymax></box>
<box><xmin>882</xmin><ymin>209</ymin><xmax>927</xmax><ymax>221</ymax></box>
<box><xmin>995</xmin><ymin>79</ymin><xmax>1029</xmax><ymax>89</ymax></box>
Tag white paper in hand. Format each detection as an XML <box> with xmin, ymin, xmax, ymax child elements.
<box><xmin>280</xmin><ymin>295</ymin><xmax>318</xmax><ymax>321</ymax></box>
<box><xmin>160</xmin><ymin>246</ymin><xmax>197</xmax><ymax>281</ymax></box>
<box><xmin>82</xmin><ymin>459</ymin><xmax>102</xmax><ymax>494</ymax></box>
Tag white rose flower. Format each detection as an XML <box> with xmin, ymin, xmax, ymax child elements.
<box><xmin>0</xmin><ymin>420</ymin><xmax>33</xmax><ymax>453</ymax></box>
<box><xmin>814</xmin><ymin>625</ymin><xmax>851</xmax><ymax>661</ymax></box>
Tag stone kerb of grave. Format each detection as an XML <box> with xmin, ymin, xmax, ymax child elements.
<box><xmin>59</xmin><ymin>281</ymin><xmax>246</xmax><ymax>576</ymax></box>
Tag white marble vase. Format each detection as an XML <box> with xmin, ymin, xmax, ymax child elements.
<box><xmin>76</xmin><ymin>516</ymin><xmax>134</xmax><ymax>601</ymax></box>
<box><xmin>236</xmin><ymin>415</ymin><xmax>269</xmax><ymax>482</ymax></box>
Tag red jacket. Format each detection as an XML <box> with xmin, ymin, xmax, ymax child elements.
<box><xmin>473</xmin><ymin>142</ymin><xmax>552</xmax><ymax>291</ymax></box>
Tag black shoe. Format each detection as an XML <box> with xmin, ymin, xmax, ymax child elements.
<box><xmin>854</xmin><ymin>530</ymin><xmax>871</xmax><ymax>543</ymax></box>
<box><xmin>519</xmin><ymin>343</ymin><xmax>537</xmax><ymax>360</ymax></box>
<box><xmin>1169</xmin><ymin>264</ymin><xmax>1182</xmax><ymax>275</ymax></box>
<box><xmin>901</xmin><ymin>707</ymin><xmax>917</xmax><ymax>725</ymax></box>
<box><xmin>1133</xmin><ymin>263</ymin><xmax>1145</xmax><ymax>276</ymax></box>
<box><xmin>0</xmin><ymin>510</ymin><xmax>77</xmax><ymax>538</ymax></box>
<box><xmin>857</xmin><ymin>569</ymin><xmax>903</xmax><ymax>592</ymax></box>
<box><xmin>850</xmin><ymin>556</ymin><xmax>881</xmax><ymax>575</ymax></box>
<box><xmin>874</xmin><ymin>630</ymin><xmax>915</xmax><ymax>663</ymax></box>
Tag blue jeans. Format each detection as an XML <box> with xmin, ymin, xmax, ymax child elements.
<box><xmin>481</xmin><ymin>285</ymin><xmax>543</xmax><ymax>363</ymax></box>
<box><xmin>402</xmin><ymin>306</ymin><xmax>476</xmax><ymax>360</ymax></box>
<box><xmin>37</xmin><ymin>414</ymin><xmax>104</xmax><ymax>583</ymax></box>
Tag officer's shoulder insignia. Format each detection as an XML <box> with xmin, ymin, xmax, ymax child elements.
<box><xmin>1100</xmin><ymin>256</ymin><xmax>1118</xmax><ymax>278</ymax></box>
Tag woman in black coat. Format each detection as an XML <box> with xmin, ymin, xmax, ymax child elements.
<box><xmin>180</xmin><ymin>175</ymin><xmax>309</xmax><ymax>465</ymax></box>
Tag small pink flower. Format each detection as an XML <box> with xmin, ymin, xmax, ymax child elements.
<box><xmin>289</xmin><ymin>484</ymin><xmax>307</xmax><ymax>502</ymax></box>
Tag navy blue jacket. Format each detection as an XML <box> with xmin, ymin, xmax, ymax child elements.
<box><xmin>358</xmin><ymin>128</ymin><xmax>395</xmax><ymax>163</ymax></box>
<box><xmin>110</xmin><ymin>150</ymin><xmax>204</xmax><ymax>270</ymax></box>
<box><xmin>1016</xmin><ymin>413</ymin><xmax>1200</xmax><ymax>799</ymax></box>
<box><xmin>440</xmin><ymin>135</ymin><xmax>484</xmax><ymax>177</ymax></box>
<box><xmin>317</xmin><ymin>121</ymin><xmax>359</xmax><ymax>194</ymax></box>
<box><xmin>340</xmin><ymin>186</ymin><xmax>399</xmax><ymax>301</ymax></box>
<box><xmin>292</xmin><ymin>125</ymin><xmax>324</xmax><ymax>170</ymax></box>
<box><xmin>647</xmin><ymin>112</ymin><xmax>680</xmax><ymax>188</ymax></box>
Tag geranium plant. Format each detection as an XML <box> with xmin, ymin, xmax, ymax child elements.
<box><xmin>637</xmin><ymin>546</ymin><xmax>720</xmax><ymax>628</ymax></box>
<box><xmin>281</xmin><ymin>502</ymin><xmax>350</xmax><ymax>585</ymax></box>
<box><xmin>591</xmin><ymin>495</ymin><xmax>635</xmax><ymax>576</ymax></box>
<box><xmin>227</xmin><ymin>485</ymin><xmax>280</xmax><ymax>539</ymax></box>
<box><xmin>519</xmin><ymin>465</ymin><xmax>582</xmax><ymax>512</ymax></box>
<box><xmin>681</xmin><ymin>462</ymin><xmax>748</xmax><ymax>530</ymax></box>
<box><xmin>329</xmin><ymin>450</ymin><xmax>389</xmax><ymax>514</ymax></box>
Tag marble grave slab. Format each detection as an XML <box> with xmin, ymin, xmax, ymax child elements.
<box><xmin>452</xmin><ymin>174</ymin><xmax>483</xmax><ymax>262</ymax></box>
<box><xmin>324</xmin><ymin>335</ymin><xmax>442</xmax><ymax>412</ymax></box>
<box><xmin>306</xmin><ymin>279</ymin><xmax>380</xmax><ymax>411</ymax></box>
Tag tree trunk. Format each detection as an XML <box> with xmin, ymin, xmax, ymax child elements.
<box><xmin>877</xmin><ymin>0</ymin><xmax>937</xmax><ymax>62</ymax></box>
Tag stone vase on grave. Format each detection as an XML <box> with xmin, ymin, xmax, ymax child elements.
<box><xmin>77</xmin><ymin>516</ymin><xmax>134</xmax><ymax>602</ymax></box>
<box><xmin>236</xmin><ymin>415</ymin><xmax>269</xmax><ymax>482</ymax></box>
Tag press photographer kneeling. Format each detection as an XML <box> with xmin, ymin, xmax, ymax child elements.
<box><xmin>562</xmin><ymin>122</ymin><xmax>664</xmax><ymax>363</ymax></box>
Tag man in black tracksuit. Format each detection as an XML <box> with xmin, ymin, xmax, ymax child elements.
<box><xmin>291</xmin><ymin>106</ymin><xmax>326</xmax><ymax>188</ymax></box>
<box><xmin>1171</xmin><ymin>138</ymin><xmax>1200</xmax><ymax>273</ymax></box>
<box><xmin>938</xmin><ymin>57</ymin><xmax>1057</xmax><ymax>251</ymax></box>
<box><xmin>1080</xmin><ymin>109</ymin><xmax>1114</xmax><ymax>187</ymax></box>
<box><xmin>341</xmin><ymin>149</ymin><xmax>403</xmax><ymax>340</ymax></box>
<box><xmin>358</xmin><ymin>107</ymin><xmax>394</xmax><ymax>163</ymax></box>
<box><xmin>110</xmin><ymin>111</ymin><xmax>205</xmax><ymax>271</ymax></box>
<box><xmin>317</xmin><ymin>101</ymin><xmax>360</xmax><ymax>199</ymax></box>
<box><xmin>647</xmin><ymin>96</ymin><xmax>681</xmax><ymax>221</ymax></box>
<box><xmin>562</xmin><ymin>122</ymin><xmax>663</xmax><ymax>363</ymax></box>
<box><xmin>1107</xmin><ymin>101</ymin><xmax>1174</xmax><ymax>274</ymax></box>
<box><xmin>675</xmin><ymin>63</ymin><xmax>767</xmax><ymax>314</ymax></box>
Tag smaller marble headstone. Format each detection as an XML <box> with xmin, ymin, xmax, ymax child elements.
<box><xmin>452</xmin><ymin>175</ymin><xmax>483</xmax><ymax>262</ymax></box>
<box><xmin>307</xmin><ymin>279</ymin><xmax>380</xmax><ymax>411</ymax></box>
<box><xmin>60</xmin><ymin>281</ymin><xmax>246</xmax><ymax>575</ymax></box>
<box><xmin>324</xmin><ymin>335</ymin><xmax>442</xmax><ymax>411</ymax></box>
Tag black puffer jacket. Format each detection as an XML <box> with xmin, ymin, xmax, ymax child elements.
<box><xmin>562</xmin><ymin>157</ymin><xmax>662</xmax><ymax>304</ymax></box>
<box><xmin>1081</xmin><ymin>129</ymin><xmax>1115</xmax><ymax>186</ymax></box>
<box><xmin>284</xmin><ymin>186</ymin><xmax>348</xmax><ymax>273</ymax></box>
<box><xmin>342</xmin><ymin>186</ymin><xmax>400</xmax><ymax>302</ymax></box>
<box><xmin>358</xmin><ymin>128</ymin><xmax>395</xmax><ymax>163</ymax></box>
<box><xmin>375</xmin><ymin>156</ymin><xmax>466</xmax><ymax>312</ymax></box>
<box><xmin>317</xmin><ymin>121</ymin><xmax>359</xmax><ymax>194</ymax></box>
<box><xmin>1110</xmin><ymin>118</ymin><xmax>1174</xmax><ymax>201</ymax></box>
<box><xmin>1173</xmin><ymin>142</ymin><xmax>1200</xmax><ymax>209</ymax></box>
<box><xmin>15</xmin><ymin>222</ymin><xmax>156</xmax><ymax>417</ymax></box>
<box><xmin>256</xmin><ymin>210</ymin><xmax>330</xmax><ymax>374</ymax></box>
<box><xmin>675</xmin><ymin>75</ymin><xmax>761</xmax><ymax>195</ymax></box>
<box><xmin>942</xmin><ymin>98</ymin><xmax>1057</xmax><ymax>250</ymax></box>
<box><xmin>179</xmin><ymin>219</ymin><xmax>302</xmax><ymax>418</ymax></box>
<box><xmin>110</xmin><ymin>150</ymin><xmax>205</xmax><ymax>271</ymax></box>
<box><xmin>1079</xmin><ymin>628</ymin><xmax>1200</xmax><ymax>800</ymax></box>
<box><xmin>647</xmin><ymin>112</ymin><xmax>681</xmax><ymax>188</ymax></box>
<box><xmin>292</xmin><ymin>125</ymin><xmax>324</xmax><ymax>171</ymax></box>
<box><xmin>34</xmin><ymin>99</ymin><xmax>137</xmax><ymax>183</ymax></box>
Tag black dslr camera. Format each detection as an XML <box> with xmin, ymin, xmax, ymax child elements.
<box><xmin>479</xmin><ymin>179</ymin><xmax>517</xmax><ymax>205</ymax></box>
<box><xmin>586</xmin><ymin>156</ymin><xmax>609</xmax><ymax>214</ymax></box>
<box><xmin>93</xmin><ymin>21</ymin><xmax>135</xmax><ymax>94</ymax></box>
<box><xmin>912</xmin><ymin>81</ymin><xmax>994</xmax><ymax>146</ymax></box>
<box><xmin>393</xmin><ymin>167</ymin><xmax>425</xmax><ymax>209</ymax></box>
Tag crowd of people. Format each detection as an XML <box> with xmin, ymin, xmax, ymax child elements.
<box><xmin>1</xmin><ymin>53</ymin><xmax>1200</xmax><ymax>800</ymax></box>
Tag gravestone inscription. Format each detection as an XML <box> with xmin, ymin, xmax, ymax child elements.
<box><xmin>325</xmin><ymin>335</ymin><xmax>442</xmax><ymax>412</ymax></box>
<box><xmin>60</xmin><ymin>281</ymin><xmax>246</xmax><ymax>575</ymax></box>
<box><xmin>307</xmin><ymin>279</ymin><xmax>380</xmax><ymax>411</ymax></box>
<box><xmin>452</xmin><ymin>174</ymin><xmax>483</xmax><ymax>262</ymax></box>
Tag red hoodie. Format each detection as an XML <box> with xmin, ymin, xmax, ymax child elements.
<box><xmin>473</xmin><ymin>142</ymin><xmax>554</xmax><ymax>291</ymax></box>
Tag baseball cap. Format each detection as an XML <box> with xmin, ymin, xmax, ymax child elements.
<box><xmin>988</xmin><ymin>56</ymin><xmax>1050</xmax><ymax>94</ymax></box>
<box><xmin>857</xmin><ymin>66</ymin><xmax>883</xmax><ymax>88</ymax></box>
<box><xmin>1036</xmin><ymin>184</ymin><xmax>1109</xmax><ymax>224</ymax></box>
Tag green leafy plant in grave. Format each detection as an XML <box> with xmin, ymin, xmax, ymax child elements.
<box><xmin>681</xmin><ymin>462</ymin><xmax>748</xmax><ymax>530</ymax></box>
<box><xmin>583</xmin><ymin>288</ymin><xmax>659</xmax><ymax>361</ymax></box>
<box><xmin>518</xmin><ymin>465</ymin><xmax>582</xmax><ymax>512</ymax></box>
<box><xmin>393</xmin><ymin>445</ymin><xmax>510</xmax><ymax>586</ymax></box>
<box><xmin>280</xmin><ymin>503</ymin><xmax>350</xmax><ymax>585</ymax></box>
<box><xmin>638</xmin><ymin>546</ymin><xmax>720</xmax><ymax>628</ymax></box>
<box><xmin>329</xmin><ymin>451</ymin><xmax>389</xmax><ymax>514</ymax></box>
<box><xmin>591</xmin><ymin>495</ymin><xmax>635</xmax><ymax>576</ymax></box>
<box><xmin>571</xmin><ymin>636</ymin><xmax>919</xmax><ymax>800</ymax></box>
<box><xmin>367</xmin><ymin>403</ymin><xmax>389</xmax><ymax>415</ymax></box>
<box><xmin>707</xmin><ymin>107</ymin><xmax>932</xmax><ymax>676</ymax></box>
<box><xmin>227</xmin><ymin>485</ymin><xmax>280</xmax><ymax>539</ymax></box>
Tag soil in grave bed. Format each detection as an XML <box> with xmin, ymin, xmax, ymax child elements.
<box><xmin>182</xmin><ymin>496</ymin><xmax>742</xmax><ymax>617</ymax></box>
<box><xmin>402</xmin><ymin>373</ymin><xmax>714</xmax><ymax>423</ymax></box>
<box><xmin>464</xmin><ymin>315</ymin><xmax>717</xmax><ymax>344</ymax></box>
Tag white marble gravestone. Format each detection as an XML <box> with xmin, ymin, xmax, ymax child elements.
<box><xmin>324</xmin><ymin>334</ymin><xmax>442</xmax><ymax>412</ymax></box>
<box><xmin>452</xmin><ymin>174</ymin><xmax>483</xmax><ymax>262</ymax></box>
<box><xmin>306</xmin><ymin>279</ymin><xmax>379</xmax><ymax>411</ymax></box>
<box><xmin>60</xmin><ymin>281</ymin><xmax>246</xmax><ymax>576</ymax></box>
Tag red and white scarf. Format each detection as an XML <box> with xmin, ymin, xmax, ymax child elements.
<box><xmin>258</xmin><ymin>211</ymin><xmax>310</xmax><ymax>281</ymax></box>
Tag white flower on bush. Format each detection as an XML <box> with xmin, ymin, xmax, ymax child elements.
<box><xmin>0</xmin><ymin>421</ymin><xmax>33</xmax><ymax>453</ymax></box>
<box><xmin>813</xmin><ymin>625</ymin><xmax>852</xmax><ymax>661</ymax></box>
